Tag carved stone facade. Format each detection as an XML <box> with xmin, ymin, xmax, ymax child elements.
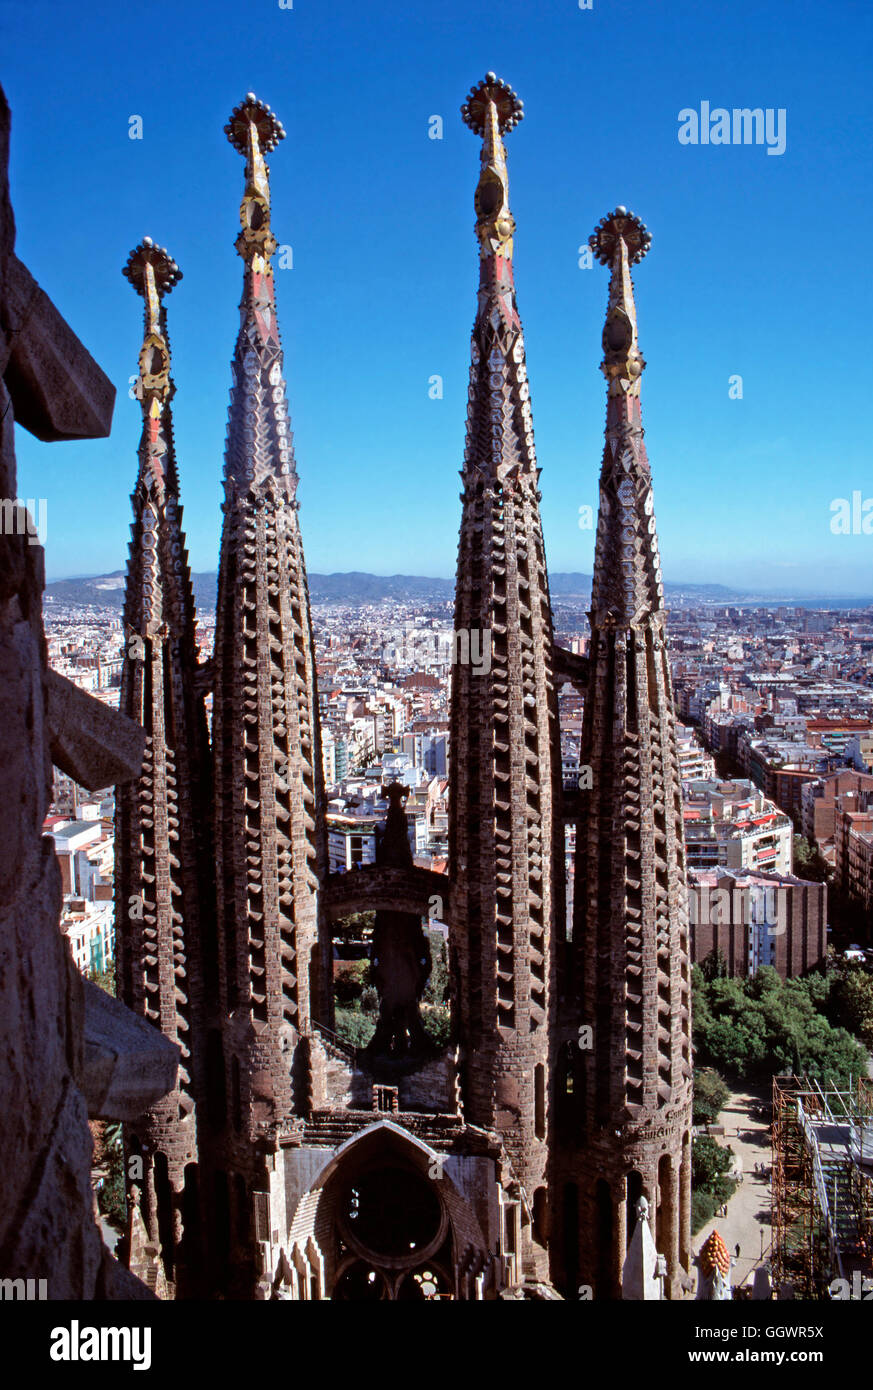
<box><xmin>554</xmin><ymin>209</ymin><xmax>693</xmax><ymax>1299</ymax></box>
<box><xmin>106</xmin><ymin>82</ymin><xmax>692</xmax><ymax>1301</ymax></box>
<box><xmin>208</xmin><ymin>99</ymin><xmax>330</xmax><ymax>1295</ymax></box>
<box><xmin>449</xmin><ymin>75</ymin><xmax>563</xmax><ymax>1281</ymax></box>
<box><xmin>115</xmin><ymin>240</ymin><xmax>213</xmax><ymax>1297</ymax></box>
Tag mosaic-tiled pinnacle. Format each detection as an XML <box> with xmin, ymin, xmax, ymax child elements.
<box><xmin>223</xmin><ymin>93</ymin><xmax>296</xmax><ymax>500</ymax></box>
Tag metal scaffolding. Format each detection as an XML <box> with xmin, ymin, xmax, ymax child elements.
<box><xmin>772</xmin><ymin>1075</ymin><xmax>873</xmax><ymax>1298</ymax></box>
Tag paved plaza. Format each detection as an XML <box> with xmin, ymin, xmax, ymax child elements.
<box><xmin>692</xmin><ymin>1086</ymin><xmax>773</xmax><ymax>1296</ymax></box>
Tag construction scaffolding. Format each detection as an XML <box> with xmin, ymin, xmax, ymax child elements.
<box><xmin>772</xmin><ymin>1075</ymin><xmax>873</xmax><ymax>1298</ymax></box>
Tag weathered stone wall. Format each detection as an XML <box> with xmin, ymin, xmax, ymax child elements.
<box><xmin>0</xmin><ymin>82</ymin><xmax>175</xmax><ymax>1300</ymax></box>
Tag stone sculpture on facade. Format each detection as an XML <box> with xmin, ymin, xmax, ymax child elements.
<box><xmin>696</xmin><ymin>1228</ymin><xmax>733</xmax><ymax>1299</ymax></box>
<box><xmin>622</xmin><ymin>1195</ymin><xmax>668</xmax><ymax>1299</ymax></box>
<box><xmin>366</xmin><ymin>782</ymin><xmax>432</xmax><ymax>1058</ymax></box>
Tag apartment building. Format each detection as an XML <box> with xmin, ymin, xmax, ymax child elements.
<box><xmin>683</xmin><ymin>778</ymin><xmax>793</xmax><ymax>875</ymax></box>
<box><xmin>689</xmin><ymin>866</ymin><xmax>826</xmax><ymax>979</ymax></box>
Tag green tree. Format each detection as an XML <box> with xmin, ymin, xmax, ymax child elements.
<box><xmin>693</xmin><ymin>1067</ymin><xmax>729</xmax><ymax>1126</ymax></box>
<box><xmin>334</xmin><ymin>960</ymin><xmax>369</xmax><ymax>1006</ymax></box>
<box><xmin>747</xmin><ymin>964</ymin><xmax>782</xmax><ymax>999</ymax></box>
<box><xmin>692</xmin><ymin>1134</ymin><xmax>735</xmax><ymax>1197</ymax></box>
<box><xmin>422</xmin><ymin>1008</ymin><xmax>451</xmax><ymax>1049</ymax></box>
<box><xmin>700</xmin><ymin>947</ymin><xmax>728</xmax><ymax>983</ymax></box>
<box><xmin>424</xmin><ymin>931</ymin><xmax>449</xmax><ymax>1007</ymax></box>
<box><xmin>332</xmin><ymin>911</ymin><xmax>375</xmax><ymax>944</ymax></box>
<box><xmin>693</xmin><ymin>967</ymin><xmax>868</xmax><ymax>1086</ymax></box>
<box><xmin>792</xmin><ymin>835</ymin><xmax>830</xmax><ymax>884</ymax></box>
<box><xmin>691</xmin><ymin>1190</ymin><xmax>720</xmax><ymax>1234</ymax></box>
<box><xmin>91</xmin><ymin>1119</ymin><xmax>126</xmax><ymax>1230</ymax></box>
<box><xmin>793</xmin><ymin>968</ymin><xmax>830</xmax><ymax>1012</ymax></box>
<box><xmin>334</xmin><ymin>1008</ymin><xmax>376</xmax><ymax>1048</ymax></box>
<box><xmin>87</xmin><ymin>964</ymin><xmax>115</xmax><ymax>996</ymax></box>
<box><xmin>827</xmin><ymin>961</ymin><xmax>873</xmax><ymax>1050</ymax></box>
<box><xmin>691</xmin><ymin>1133</ymin><xmax>736</xmax><ymax>1234</ymax></box>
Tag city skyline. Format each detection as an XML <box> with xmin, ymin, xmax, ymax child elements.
<box><xmin>3</xmin><ymin>0</ymin><xmax>872</xmax><ymax>594</ymax></box>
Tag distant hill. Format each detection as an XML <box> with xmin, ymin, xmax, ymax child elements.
<box><xmin>308</xmin><ymin>572</ymin><xmax>455</xmax><ymax>604</ymax></box>
<box><xmin>44</xmin><ymin>569</ymin><xmax>747</xmax><ymax>611</ymax></box>
<box><xmin>44</xmin><ymin>570</ymin><xmax>127</xmax><ymax>607</ymax></box>
<box><xmin>44</xmin><ymin>570</ymin><xmax>220</xmax><ymax>613</ymax></box>
<box><xmin>43</xmin><ymin>570</ymin><xmax>453</xmax><ymax>611</ymax></box>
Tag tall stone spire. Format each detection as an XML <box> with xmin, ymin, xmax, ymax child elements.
<box><xmin>222</xmin><ymin>94</ymin><xmax>297</xmax><ymax>499</ymax></box>
<box><xmin>211</xmin><ymin>95</ymin><xmax>328</xmax><ymax>1173</ymax></box>
<box><xmin>115</xmin><ymin>239</ymin><xmax>212</xmax><ymax>1295</ymax></box>
<box><xmin>449</xmin><ymin>74</ymin><xmax>563</xmax><ymax>1277</ymax></box>
<box><xmin>564</xmin><ymin>209</ymin><xmax>692</xmax><ymax>1299</ymax></box>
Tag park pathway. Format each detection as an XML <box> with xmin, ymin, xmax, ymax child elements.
<box><xmin>689</xmin><ymin>1084</ymin><xmax>773</xmax><ymax>1296</ymax></box>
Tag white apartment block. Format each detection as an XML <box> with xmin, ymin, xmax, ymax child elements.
<box><xmin>683</xmin><ymin>778</ymin><xmax>793</xmax><ymax>875</ymax></box>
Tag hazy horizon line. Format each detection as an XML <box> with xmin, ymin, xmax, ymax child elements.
<box><xmin>42</xmin><ymin>568</ymin><xmax>873</xmax><ymax>604</ymax></box>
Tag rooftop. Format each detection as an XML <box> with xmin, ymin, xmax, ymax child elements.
<box><xmin>51</xmin><ymin>820</ymin><xmax>101</xmax><ymax>841</ymax></box>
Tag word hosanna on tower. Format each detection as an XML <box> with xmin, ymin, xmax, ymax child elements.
<box><xmin>114</xmin><ymin>76</ymin><xmax>692</xmax><ymax>1303</ymax></box>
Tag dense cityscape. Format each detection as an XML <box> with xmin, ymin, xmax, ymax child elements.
<box><xmin>46</xmin><ymin>584</ymin><xmax>873</xmax><ymax>983</ymax></box>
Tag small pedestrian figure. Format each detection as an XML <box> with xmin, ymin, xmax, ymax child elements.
<box><xmin>735</xmin><ymin>1243</ymin><xmax>741</xmax><ymax>1260</ymax></box>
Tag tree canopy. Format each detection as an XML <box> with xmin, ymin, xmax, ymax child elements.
<box><xmin>792</xmin><ymin>835</ymin><xmax>830</xmax><ymax>884</ymax></box>
<box><xmin>693</xmin><ymin>1066</ymin><xmax>729</xmax><ymax>1126</ymax></box>
<box><xmin>692</xmin><ymin>964</ymin><xmax>869</xmax><ymax>1085</ymax></box>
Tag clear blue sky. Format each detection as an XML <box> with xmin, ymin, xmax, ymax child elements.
<box><xmin>3</xmin><ymin>0</ymin><xmax>872</xmax><ymax>595</ymax></box>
